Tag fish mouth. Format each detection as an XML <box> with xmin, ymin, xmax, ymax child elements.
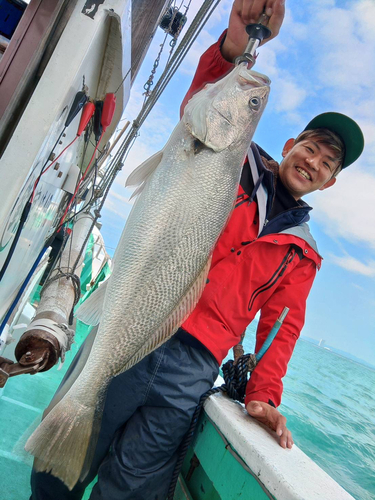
<box><xmin>257</xmin><ymin>75</ymin><xmax>270</xmax><ymax>86</ymax></box>
<box><xmin>238</xmin><ymin>66</ymin><xmax>271</xmax><ymax>87</ymax></box>
<box><xmin>250</xmin><ymin>72</ymin><xmax>271</xmax><ymax>86</ymax></box>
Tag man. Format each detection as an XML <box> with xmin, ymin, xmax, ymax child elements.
<box><xmin>30</xmin><ymin>0</ymin><xmax>364</xmax><ymax>498</ymax></box>
<box><xmin>178</xmin><ymin>0</ymin><xmax>364</xmax><ymax>451</ymax></box>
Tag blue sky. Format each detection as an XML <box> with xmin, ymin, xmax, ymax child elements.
<box><xmin>100</xmin><ymin>0</ymin><xmax>375</xmax><ymax>365</ymax></box>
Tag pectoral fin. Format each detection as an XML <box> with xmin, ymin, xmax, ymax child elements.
<box><xmin>125</xmin><ymin>150</ymin><xmax>163</xmax><ymax>187</ymax></box>
<box><xmin>75</xmin><ymin>280</ymin><xmax>110</xmax><ymax>325</ymax></box>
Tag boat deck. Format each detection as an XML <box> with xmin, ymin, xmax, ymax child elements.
<box><xmin>0</xmin><ymin>322</ymin><xmax>95</xmax><ymax>499</ymax></box>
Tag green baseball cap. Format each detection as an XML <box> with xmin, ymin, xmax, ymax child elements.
<box><xmin>304</xmin><ymin>112</ymin><xmax>364</xmax><ymax>168</ymax></box>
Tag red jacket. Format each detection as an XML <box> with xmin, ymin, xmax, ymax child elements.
<box><xmin>181</xmin><ymin>32</ymin><xmax>322</xmax><ymax>408</ymax></box>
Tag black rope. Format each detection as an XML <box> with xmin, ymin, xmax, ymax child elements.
<box><xmin>42</xmin><ymin>271</ymin><xmax>81</xmax><ymax>325</ymax></box>
<box><xmin>0</xmin><ymin>200</ymin><xmax>32</xmax><ymax>282</ymax></box>
<box><xmin>167</xmin><ymin>353</ymin><xmax>257</xmax><ymax>499</ymax></box>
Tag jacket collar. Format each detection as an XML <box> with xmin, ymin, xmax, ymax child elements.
<box><xmin>249</xmin><ymin>143</ymin><xmax>318</xmax><ymax>246</ymax></box>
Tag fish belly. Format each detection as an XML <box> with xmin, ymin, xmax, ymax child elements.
<box><xmin>80</xmin><ymin>123</ymin><xmax>245</xmax><ymax>386</ymax></box>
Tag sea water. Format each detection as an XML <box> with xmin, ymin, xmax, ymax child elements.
<box><xmin>2</xmin><ymin>322</ymin><xmax>374</xmax><ymax>499</ymax></box>
<box><xmin>241</xmin><ymin>323</ymin><xmax>375</xmax><ymax>500</ymax></box>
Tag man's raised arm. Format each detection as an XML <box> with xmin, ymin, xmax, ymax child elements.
<box><xmin>221</xmin><ymin>0</ymin><xmax>285</xmax><ymax>62</ymax></box>
<box><xmin>180</xmin><ymin>0</ymin><xmax>285</xmax><ymax>116</ymax></box>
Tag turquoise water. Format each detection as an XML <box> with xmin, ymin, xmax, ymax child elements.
<box><xmin>2</xmin><ymin>323</ymin><xmax>374</xmax><ymax>499</ymax></box>
<box><xmin>242</xmin><ymin>324</ymin><xmax>375</xmax><ymax>500</ymax></box>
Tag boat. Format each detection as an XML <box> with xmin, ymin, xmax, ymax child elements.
<box><xmin>0</xmin><ymin>1</ymin><xmax>356</xmax><ymax>499</ymax></box>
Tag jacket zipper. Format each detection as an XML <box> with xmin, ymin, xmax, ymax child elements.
<box><xmin>259</xmin><ymin>205</ymin><xmax>312</xmax><ymax>235</ymax></box>
<box><xmin>248</xmin><ymin>246</ymin><xmax>297</xmax><ymax>311</ymax></box>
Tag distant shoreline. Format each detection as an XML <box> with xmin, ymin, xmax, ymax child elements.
<box><xmin>300</xmin><ymin>337</ymin><xmax>375</xmax><ymax>372</ymax></box>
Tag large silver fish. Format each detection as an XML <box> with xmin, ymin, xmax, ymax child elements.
<box><xmin>25</xmin><ymin>63</ymin><xmax>270</xmax><ymax>489</ymax></box>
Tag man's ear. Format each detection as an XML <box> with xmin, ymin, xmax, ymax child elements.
<box><xmin>319</xmin><ymin>177</ymin><xmax>336</xmax><ymax>191</ymax></box>
<box><xmin>282</xmin><ymin>138</ymin><xmax>295</xmax><ymax>158</ymax></box>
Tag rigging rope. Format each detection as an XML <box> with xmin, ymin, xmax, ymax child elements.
<box><xmin>143</xmin><ymin>0</ymin><xmax>191</xmax><ymax>97</ymax></box>
<box><xmin>95</xmin><ymin>0</ymin><xmax>221</xmax><ymax>198</ymax></box>
<box><xmin>67</xmin><ymin>0</ymin><xmax>222</xmax><ymax>275</ymax></box>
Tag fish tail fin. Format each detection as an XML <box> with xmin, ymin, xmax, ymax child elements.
<box><xmin>25</xmin><ymin>393</ymin><xmax>99</xmax><ymax>490</ymax></box>
<box><xmin>79</xmin><ymin>401</ymin><xmax>104</xmax><ymax>483</ymax></box>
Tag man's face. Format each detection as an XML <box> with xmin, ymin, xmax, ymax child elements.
<box><xmin>279</xmin><ymin>137</ymin><xmax>339</xmax><ymax>200</ymax></box>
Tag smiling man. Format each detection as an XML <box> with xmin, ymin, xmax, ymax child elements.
<box><xmin>179</xmin><ymin>0</ymin><xmax>364</xmax><ymax>451</ymax></box>
<box><xmin>280</xmin><ymin>118</ymin><xmax>350</xmax><ymax>198</ymax></box>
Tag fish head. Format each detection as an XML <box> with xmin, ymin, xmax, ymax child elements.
<box><xmin>184</xmin><ymin>64</ymin><xmax>270</xmax><ymax>152</ymax></box>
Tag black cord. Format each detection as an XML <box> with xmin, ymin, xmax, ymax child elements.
<box><xmin>0</xmin><ymin>200</ymin><xmax>32</xmax><ymax>282</ymax></box>
<box><xmin>55</xmin><ymin>141</ymin><xmax>99</xmax><ymax>233</ymax></box>
<box><xmin>0</xmin><ymin>127</ymin><xmax>69</xmax><ymax>283</ymax></box>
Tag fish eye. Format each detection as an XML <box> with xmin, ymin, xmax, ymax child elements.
<box><xmin>249</xmin><ymin>97</ymin><xmax>260</xmax><ymax>109</ymax></box>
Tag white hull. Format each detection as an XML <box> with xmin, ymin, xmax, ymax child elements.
<box><xmin>199</xmin><ymin>391</ymin><xmax>354</xmax><ymax>499</ymax></box>
<box><xmin>0</xmin><ymin>0</ymin><xmax>131</xmax><ymax>319</ymax></box>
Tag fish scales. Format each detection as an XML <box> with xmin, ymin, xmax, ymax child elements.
<box><xmin>25</xmin><ymin>64</ymin><xmax>270</xmax><ymax>489</ymax></box>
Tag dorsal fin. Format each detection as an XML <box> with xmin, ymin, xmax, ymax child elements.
<box><xmin>125</xmin><ymin>150</ymin><xmax>163</xmax><ymax>187</ymax></box>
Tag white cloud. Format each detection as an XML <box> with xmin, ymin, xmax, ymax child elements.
<box><xmin>108</xmin><ymin>191</ymin><xmax>132</xmax><ymax>205</ymax></box>
<box><xmin>254</xmin><ymin>10</ymin><xmax>311</xmax><ymax>122</ymax></box>
<box><xmin>104</xmin><ymin>198</ymin><xmax>129</xmax><ymax>219</ymax></box>
<box><xmin>256</xmin><ymin>42</ymin><xmax>284</xmax><ymax>78</ymax></box>
<box><xmin>356</xmin><ymin>0</ymin><xmax>375</xmax><ymax>38</ymax></box>
<box><xmin>273</xmin><ymin>77</ymin><xmax>308</xmax><ymax>113</ymax></box>
<box><xmin>310</xmin><ymin>2</ymin><xmax>375</xmax><ymax>155</ymax></box>
<box><xmin>306</xmin><ymin>0</ymin><xmax>335</xmax><ymax>6</ymax></box>
<box><xmin>277</xmin><ymin>0</ymin><xmax>375</xmax><ymax>252</ymax></box>
<box><xmin>260</xmin><ymin>0</ymin><xmax>375</xmax><ymax>146</ymax></box>
<box><xmin>310</xmin><ymin>168</ymin><xmax>375</xmax><ymax>248</ymax></box>
<box><xmin>352</xmin><ymin>283</ymin><xmax>364</xmax><ymax>291</ymax></box>
<box><xmin>282</xmin><ymin>8</ymin><xmax>309</xmax><ymax>41</ymax></box>
<box><xmin>103</xmin><ymin>186</ymin><xmax>135</xmax><ymax>220</ymax></box>
<box><xmin>177</xmin><ymin>30</ymin><xmax>217</xmax><ymax>76</ymax></box>
<box><xmin>329</xmin><ymin>254</ymin><xmax>375</xmax><ymax>277</ymax></box>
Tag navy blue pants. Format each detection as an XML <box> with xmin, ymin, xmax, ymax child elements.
<box><xmin>30</xmin><ymin>331</ymin><xmax>219</xmax><ymax>500</ymax></box>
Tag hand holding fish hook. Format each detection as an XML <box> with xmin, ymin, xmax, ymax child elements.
<box><xmin>222</xmin><ymin>0</ymin><xmax>286</xmax><ymax>62</ymax></box>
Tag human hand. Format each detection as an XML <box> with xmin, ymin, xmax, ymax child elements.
<box><xmin>246</xmin><ymin>400</ymin><xmax>293</xmax><ymax>449</ymax></box>
<box><xmin>221</xmin><ymin>0</ymin><xmax>285</xmax><ymax>62</ymax></box>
